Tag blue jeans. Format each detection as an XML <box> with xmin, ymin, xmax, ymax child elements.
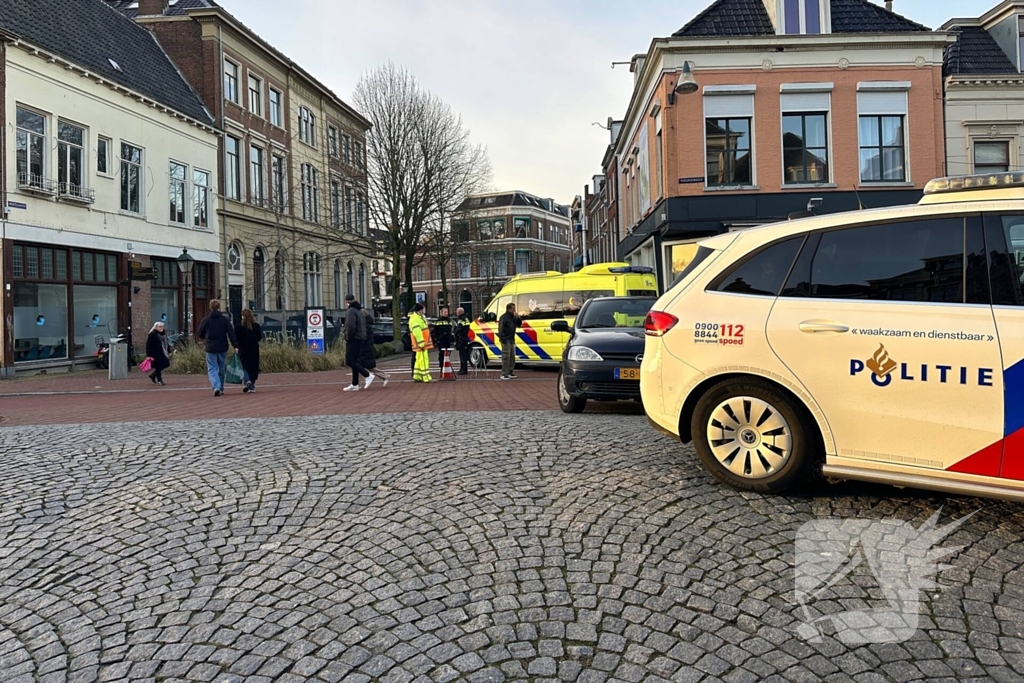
<box><xmin>206</xmin><ymin>352</ymin><xmax>227</xmax><ymax>391</ymax></box>
<box><xmin>243</xmin><ymin>370</ymin><xmax>253</xmax><ymax>386</ymax></box>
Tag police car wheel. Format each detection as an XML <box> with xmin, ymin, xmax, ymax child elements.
<box><xmin>558</xmin><ymin>370</ymin><xmax>587</xmax><ymax>413</ymax></box>
<box><xmin>691</xmin><ymin>378</ymin><xmax>816</xmax><ymax>493</ymax></box>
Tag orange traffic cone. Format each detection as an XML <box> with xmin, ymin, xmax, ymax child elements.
<box><xmin>440</xmin><ymin>348</ymin><xmax>456</xmax><ymax>381</ymax></box>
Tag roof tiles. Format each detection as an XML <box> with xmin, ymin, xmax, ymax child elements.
<box><xmin>675</xmin><ymin>0</ymin><xmax>930</xmax><ymax>37</ymax></box>
<box><xmin>944</xmin><ymin>25</ymin><xmax>1019</xmax><ymax>76</ymax></box>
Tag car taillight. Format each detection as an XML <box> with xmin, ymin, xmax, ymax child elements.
<box><xmin>644</xmin><ymin>311</ymin><xmax>679</xmax><ymax>337</ymax></box>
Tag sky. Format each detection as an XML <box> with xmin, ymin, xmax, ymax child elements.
<box><xmin>225</xmin><ymin>0</ymin><xmax>971</xmax><ymax>205</ymax></box>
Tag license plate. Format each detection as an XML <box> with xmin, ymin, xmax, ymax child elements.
<box><xmin>615</xmin><ymin>367</ymin><xmax>640</xmax><ymax>380</ymax></box>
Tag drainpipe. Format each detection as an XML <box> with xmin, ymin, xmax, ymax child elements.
<box><xmin>218</xmin><ymin>24</ymin><xmax>228</xmax><ymax>310</ymax></box>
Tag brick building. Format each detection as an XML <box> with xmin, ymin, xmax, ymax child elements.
<box><xmin>410</xmin><ymin>192</ymin><xmax>571</xmax><ymax>318</ymax></box>
<box><xmin>0</xmin><ymin>0</ymin><xmax>220</xmax><ymax>375</ymax></box>
<box><xmin>110</xmin><ymin>0</ymin><xmax>372</xmax><ymax>331</ymax></box>
<box><xmin>612</xmin><ymin>0</ymin><xmax>953</xmax><ymax>291</ymax></box>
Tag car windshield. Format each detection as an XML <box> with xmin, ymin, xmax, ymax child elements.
<box><xmin>576</xmin><ymin>298</ymin><xmax>655</xmax><ymax>329</ymax></box>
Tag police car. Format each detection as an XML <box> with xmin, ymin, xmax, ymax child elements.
<box><xmin>642</xmin><ymin>172</ymin><xmax>1024</xmax><ymax>502</ymax></box>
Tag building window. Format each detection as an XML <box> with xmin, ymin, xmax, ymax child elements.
<box><xmin>359</xmin><ymin>263</ymin><xmax>366</xmax><ymax>303</ymax></box>
<box><xmin>298</xmin><ymin>106</ymin><xmax>316</xmax><ymax>146</ymax></box>
<box><xmin>554</xmin><ymin>256</ymin><xmax>561</xmax><ymax>272</ymax></box>
<box><xmin>705</xmin><ymin>117</ymin><xmax>752</xmax><ymax>187</ymax></box>
<box><xmin>120</xmin><ymin>142</ymin><xmax>143</xmax><ymax>213</ymax></box>
<box><xmin>513</xmin><ymin>217</ymin><xmax>530</xmax><ymax>238</ymax></box>
<box><xmin>169</xmin><ymin>161</ymin><xmax>187</xmax><ymax>224</ymax></box>
<box><xmin>354</xmin><ymin>141</ymin><xmax>364</xmax><ymax>168</ymax></box>
<box><xmin>303</xmin><ymin>252</ymin><xmax>322</xmax><ymax>307</ymax></box>
<box><xmin>357</xmin><ymin>192</ymin><xmax>366</xmax><ymax>234</ymax></box>
<box><xmin>331</xmin><ymin>180</ymin><xmax>342</xmax><ymax>228</ymax></box>
<box><xmin>859</xmin><ymin>115</ymin><xmax>905</xmax><ymax>182</ymax></box>
<box><xmin>415</xmin><ymin>265</ymin><xmax>426</xmax><ymax>282</ymax></box>
<box><xmin>783</xmin><ymin>112</ymin><xmax>829</xmax><ymax>184</ymax></box>
<box><xmin>343</xmin><ymin>134</ymin><xmax>351</xmax><ymax>163</ymax></box>
<box><xmin>974</xmin><ymin>141</ymin><xmax>1010</xmax><ymax>173</ymax></box>
<box><xmin>272</xmin><ymin>154</ymin><xmax>286</xmax><ymax>213</ymax></box>
<box><xmin>248</xmin><ymin>74</ymin><xmax>263</xmax><ymax>116</ymax></box>
<box><xmin>782</xmin><ymin>0</ymin><xmax>823</xmax><ymax>35</ymax></box>
<box><xmin>193</xmin><ymin>169</ymin><xmax>210</xmax><ymax>228</ymax></box>
<box><xmin>16</xmin><ymin>107</ymin><xmax>46</xmax><ymax>188</ymax></box>
<box><xmin>334</xmin><ymin>259</ymin><xmax>343</xmax><ymax>308</ymax></box>
<box><xmin>253</xmin><ymin>248</ymin><xmax>266</xmax><ymax>309</ymax></box>
<box><xmin>228</xmin><ymin>242</ymin><xmax>243</xmax><ymax>275</ymax></box>
<box><xmin>457</xmin><ymin>254</ymin><xmax>471</xmax><ymax>279</ymax></box>
<box><xmin>345</xmin><ymin>186</ymin><xmax>354</xmax><ymax>230</ymax></box>
<box><xmin>1019</xmin><ymin>16</ymin><xmax>1024</xmax><ymax>73</ymax></box>
<box><xmin>538</xmin><ymin>253</ymin><xmax>546</xmax><ymax>271</ymax></box>
<box><xmin>97</xmin><ymin>136</ymin><xmax>111</xmax><ymax>176</ymax></box>
<box><xmin>269</xmin><ymin>88</ymin><xmax>283</xmax><ymax>127</ymax></box>
<box><xmin>455</xmin><ymin>222</ymin><xmax>470</xmax><ymax>242</ymax></box>
<box><xmin>514</xmin><ymin>250</ymin><xmax>530</xmax><ymax>274</ymax></box>
<box><xmin>249</xmin><ymin>145</ymin><xmax>265</xmax><ymax>204</ymax></box>
<box><xmin>224</xmin><ymin>59</ymin><xmax>239</xmax><ymax>104</ymax></box>
<box><xmin>481</xmin><ymin>252</ymin><xmax>507</xmax><ymax>278</ymax></box>
<box><xmin>328</xmin><ymin>126</ymin><xmax>339</xmax><ymax>157</ymax></box>
<box><xmin>57</xmin><ymin>121</ymin><xmax>86</xmax><ymax>198</ymax></box>
<box><xmin>301</xmin><ymin>164</ymin><xmax>319</xmax><ymax>222</ymax></box>
<box><xmin>347</xmin><ymin>261</ymin><xmax>354</xmax><ymax>298</ymax></box>
<box><xmin>225</xmin><ymin>136</ymin><xmax>241</xmax><ymax>200</ymax></box>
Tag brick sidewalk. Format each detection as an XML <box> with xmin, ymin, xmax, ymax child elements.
<box><xmin>0</xmin><ymin>355</ymin><xmax>563</xmax><ymax>426</ymax></box>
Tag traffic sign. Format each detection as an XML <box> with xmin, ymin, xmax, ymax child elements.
<box><xmin>308</xmin><ymin>311</ymin><xmax>322</xmax><ymax>327</ymax></box>
<box><xmin>306</xmin><ymin>307</ymin><xmax>325</xmax><ymax>355</ymax></box>
<box><xmin>307</xmin><ymin>338</ymin><xmax>324</xmax><ymax>354</ymax></box>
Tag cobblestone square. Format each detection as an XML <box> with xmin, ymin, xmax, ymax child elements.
<box><xmin>1</xmin><ymin>411</ymin><xmax>1023</xmax><ymax>682</ymax></box>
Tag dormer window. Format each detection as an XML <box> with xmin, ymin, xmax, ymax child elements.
<box><xmin>781</xmin><ymin>0</ymin><xmax>825</xmax><ymax>35</ymax></box>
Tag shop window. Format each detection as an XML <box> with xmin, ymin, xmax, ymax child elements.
<box><xmin>14</xmin><ymin>283</ymin><xmax>68</xmax><ymax>363</ymax></box>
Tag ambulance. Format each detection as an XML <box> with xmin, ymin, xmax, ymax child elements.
<box><xmin>641</xmin><ymin>172</ymin><xmax>1024</xmax><ymax>502</ymax></box>
<box><xmin>469</xmin><ymin>263</ymin><xmax>658</xmax><ymax>366</ymax></box>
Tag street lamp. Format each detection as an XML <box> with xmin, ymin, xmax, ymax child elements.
<box><xmin>668</xmin><ymin>62</ymin><xmax>699</xmax><ymax>105</ymax></box>
<box><xmin>176</xmin><ymin>247</ymin><xmax>195</xmax><ymax>341</ymax></box>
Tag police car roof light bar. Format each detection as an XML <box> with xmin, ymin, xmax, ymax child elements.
<box><xmin>924</xmin><ymin>171</ymin><xmax>1024</xmax><ymax>196</ymax></box>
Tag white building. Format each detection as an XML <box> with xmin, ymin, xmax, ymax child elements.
<box><xmin>943</xmin><ymin>1</ymin><xmax>1024</xmax><ymax>176</ymax></box>
<box><xmin>1</xmin><ymin>0</ymin><xmax>219</xmax><ymax>375</ymax></box>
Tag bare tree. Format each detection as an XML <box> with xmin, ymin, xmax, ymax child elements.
<box><xmin>355</xmin><ymin>62</ymin><xmax>491</xmax><ymax>335</ymax></box>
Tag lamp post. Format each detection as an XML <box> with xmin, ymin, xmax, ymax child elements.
<box><xmin>176</xmin><ymin>248</ymin><xmax>195</xmax><ymax>341</ymax></box>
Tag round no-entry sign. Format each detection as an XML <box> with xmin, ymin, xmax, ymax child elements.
<box><xmin>308</xmin><ymin>312</ymin><xmax>322</xmax><ymax>327</ymax></box>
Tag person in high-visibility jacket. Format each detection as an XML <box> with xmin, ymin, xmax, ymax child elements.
<box><xmin>409</xmin><ymin>303</ymin><xmax>433</xmax><ymax>383</ymax></box>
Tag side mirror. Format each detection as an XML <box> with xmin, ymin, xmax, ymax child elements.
<box><xmin>550</xmin><ymin>320</ymin><xmax>571</xmax><ymax>333</ymax></box>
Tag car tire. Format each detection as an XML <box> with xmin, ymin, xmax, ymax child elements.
<box><xmin>558</xmin><ymin>370</ymin><xmax>587</xmax><ymax>414</ymax></box>
<box><xmin>691</xmin><ymin>377</ymin><xmax>818</xmax><ymax>493</ymax></box>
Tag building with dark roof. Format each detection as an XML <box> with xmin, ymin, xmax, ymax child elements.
<box><xmin>942</xmin><ymin>2</ymin><xmax>1024</xmax><ymax>176</ymax></box>
<box><xmin>409</xmin><ymin>191</ymin><xmax>571</xmax><ymax>317</ymax></box>
<box><xmin>593</xmin><ymin>0</ymin><xmax>953</xmax><ymax>288</ymax></box>
<box><xmin>0</xmin><ymin>0</ymin><xmax>222</xmax><ymax>374</ymax></box>
<box><xmin>107</xmin><ymin>0</ymin><xmax>372</xmax><ymax>330</ymax></box>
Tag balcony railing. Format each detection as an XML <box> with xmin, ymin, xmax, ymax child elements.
<box><xmin>17</xmin><ymin>172</ymin><xmax>57</xmax><ymax>196</ymax></box>
<box><xmin>58</xmin><ymin>182</ymin><xmax>96</xmax><ymax>204</ymax></box>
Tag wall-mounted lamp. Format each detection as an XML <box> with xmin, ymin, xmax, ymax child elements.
<box><xmin>668</xmin><ymin>61</ymin><xmax>699</xmax><ymax>105</ymax></box>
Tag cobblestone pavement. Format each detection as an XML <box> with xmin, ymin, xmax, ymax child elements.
<box><xmin>1</xmin><ymin>412</ymin><xmax>1023</xmax><ymax>683</ymax></box>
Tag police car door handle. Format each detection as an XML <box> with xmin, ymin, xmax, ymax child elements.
<box><xmin>798</xmin><ymin>320</ymin><xmax>850</xmax><ymax>334</ymax></box>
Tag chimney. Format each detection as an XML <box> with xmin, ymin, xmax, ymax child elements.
<box><xmin>138</xmin><ymin>0</ymin><xmax>169</xmax><ymax>16</ymax></box>
<box><xmin>885</xmin><ymin>0</ymin><xmax>893</xmax><ymax>10</ymax></box>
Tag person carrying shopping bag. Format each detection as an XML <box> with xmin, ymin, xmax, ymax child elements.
<box><xmin>144</xmin><ymin>321</ymin><xmax>171</xmax><ymax>386</ymax></box>
<box><xmin>234</xmin><ymin>308</ymin><xmax>264</xmax><ymax>393</ymax></box>
<box><xmin>409</xmin><ymin>303</ymin><xmax>433</xmax><ymax>383</ymax></box>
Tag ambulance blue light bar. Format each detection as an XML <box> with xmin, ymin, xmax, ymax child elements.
<box><xmin>608</xmin><ymin>266</ymin><xmax>655</xmax><ymax>274</ymax></box>
<box><xmin>924</xmin><ymin>171</ymin><xmax>1024</xmax><ymax>196</ymax></box>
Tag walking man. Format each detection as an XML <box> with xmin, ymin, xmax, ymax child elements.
<box><xmin>344</xmin><ymin>294</ymin><xmax>375</xmax><ymax>392</ymax></box>
<box><xmin>498</xmin><ymin>302</ymin><xmax>521</xmax><ymax>380</ymax></box>
<box><xmin>454</xmin><ymin>306</ymin><xmax>472</xmax><ymax>375</ymax></box>
<box><xmin>196</xmin><ymin>300</ymin><xmax>237</xmax><ymax>396</ymax></box>
<box><xmin>433</xmin><ymin>306</ymin><xmax>454</xmax><ymax>371</ymax></box>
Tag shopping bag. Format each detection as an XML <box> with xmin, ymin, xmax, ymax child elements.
<box><xmin>226</xmin><ymin>353</ymin><xmax>244</xmax><ymax>385</ymax></box>
<box><xmin>139</xmin><ymin>357</ymin><xmax>153</xmax><ymax>373</ymax></box>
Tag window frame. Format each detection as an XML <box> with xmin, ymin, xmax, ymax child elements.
<box><xmin>168</xmin><ymin>160</ymin><xmax>188</xmax><ymax>226</ymax></box>
<box><xmin>225</xmin><ymin>135</ymin><xmax>241</xmax><ymax>201</ymax></box>
<box><xmin>271</xmin><ymin>154</ymin><xmax>286</xmax><ymax>213</ymax></box>
<box><xmin>973</xmin><ymin>139</ymin><xmax>1012</xmax><ymax>174</ymax></box>
<box><xmin>96</xmin><ymin>135</ymin><xmax>112</xmax><ymax>177</ymax></box>
<box><xmin>248</xmin><ymin>73</ymin><xmax>263</xmax><ymax>117</ymax></box>
<box><xmin>119</xmin><ymin>141</ymin><xmax>144</xmax><ymax>214</ymax></box>
<box><xmin>224</xmin><ymin>58</ymin><xmax>240</xmax><ymax>104</ymax></box>
<box><xmin>704</xmin><ymin>116</ymin><xmax>754</xmax><ymax>188</ymax></box>
<box><xmin>249</xmin><ymin>144</ymin><xmax>266</xmax><ymax>205</ymax></box>
<box><xmin>298</xmin><ymin>106</ymin><xmax>317</xmax><ymax>147</ymax></box>
<box><xmin>269</xmin><ymin>88</ymin><xmax>283</xmax><ymax>128</ymax></box>
<box><xmin>15</xmin><ymin>105</ymin><xmax>47</xmax><ymax>187</ymax></box>
<box><xmin>328</xmin><ymin>125</ymin><xmax>339</xmax><ymax>158</ymax></box>
<box><xmin>301</xmin><ymin>163</ymin><xmax>320</xmax><ymax>222</ymax></box>
<box><xmin>57</xmin><ymin>119</ymin><xmax>87</xmax><ymax>196</ymax></box>
<box><xmin>303</xmin><ymin>251</ymin><xmax>323</xmax><ymax>307</ymax></box>
<box><xmin>780</xmin><ymin>0</ymin><xmax>827</xmax><ymax>35</ymax></box>
<box><xmin>781</xmin><ymin>111</ymin><xmax>830</xmax><ymax>185</ymax></box>
<box><xmin>193</xmin><ymin>168</ymin><xmax>211</xmax><ymax>229</ymax></box>
<box><xmin>858</xmin><ymin>114</ymin><xmax>907</xmax><ymax>183</ymax></box>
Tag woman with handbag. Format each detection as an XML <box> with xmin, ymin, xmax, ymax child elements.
<box><xmin>409</xmin><ymin>303</ymin><xmax>433</xmax><ymax>383</ymax></box>
<box><xmin>234</xmin><ymin>308</ymin><xmax>264</xmax><ymax>393</ymax></box>
<box><xmin>145</xmin><ymin>321</ymin><xmax>171</xmax><ymax>386</ymax></box>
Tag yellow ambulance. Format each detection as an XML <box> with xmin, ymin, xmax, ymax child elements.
<box><xmin>468</xmin><ymin>263</ymin><xmax>658</xmax><ymax>367</ymax></box>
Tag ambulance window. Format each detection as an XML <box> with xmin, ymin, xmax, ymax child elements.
<box><xmin>518</xmin><ymin>292</ymin><xmax>563</xmax><ymax>320</ymax></box>
<box><xmin>712</xmin><ymin>237</ymin><xmax>802</xmax><ymax>297</ymax></box>
<box><xmin>984</xmin><ymin>214</ymin><xmax>1024</xmax><ymax>306</ymax></box>
<box><xmin>807</xmin><ymin>217</ymin><xmax>964</xmax><ymax>302</ymax></box>
<box><xmin>564</xmin><ymin>290</ymin><xmax>614</xmax><ymax>315</ymax></box>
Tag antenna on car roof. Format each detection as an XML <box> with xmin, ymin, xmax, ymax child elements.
<box><xmin>853</xmin><ymin>185</ymin><xmax>867</xmax><ymax>210</ymax></box>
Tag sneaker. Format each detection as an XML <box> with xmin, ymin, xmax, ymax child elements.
<box><xmin>343</xmin><ymin>384</ymin><xmax>360</xmax><ymax>392</ymax></box>
<box><xmin>214</xmin><ymin>389</ymin><xmax>222</xmax><ymax>396</ymax></box>
<box><xmin>157</xmin><ymin>380</ymin><xmax>166</xmax><ymax>386</ymax></box>
<box><xmin>509</xmin><ymin>373</ymin><xmax>518</xmax><ymax>379</ymax></box>
<box><xmin>249</xmin><ymin>385</ymin><xmax>256</xmax><ymax>393</ymax></box>
<box><xmin>150</xmin><ymin>374</ymin><xmax>157</xmax><ymax>384</ymax></box>
<box><xmin>364</xmin><ymin>374</ymin><xmax>376</xmax><ymax>389</ymax></box>
<box><xmin>500</xmin><ymin>375</ymin><xmax>511</xmax><ymax>380</ymax></box>
<box><xmin>381</xmin><ymin>373</ymin><xmax>390</xmax><ymax>388</ymax></box>
<box><xmin>243</xmin><ymin>383</ymin><xmax>252</xmax><ymax>393</ymax></box>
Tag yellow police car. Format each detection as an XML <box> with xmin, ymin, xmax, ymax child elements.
<box><xmin>469</xmin><ymin>263</ymin><xmax>658</xmax><ymax>367</ymax></box>
<box><xmin>642</xmin><ymin>172</ymin><xmax>1024</xmax><ymax>502</ymax></box>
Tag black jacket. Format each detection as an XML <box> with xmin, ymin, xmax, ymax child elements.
<box><xmin>359</xmin><ymin>309</ymin><xmax>377</xmax><ymax>369</ymax></box>
<box><xmin>234</xmin><ymin>323</ymin><xmax>263</xmax><ymax>382</ymax></box>
<box><xmin>454</xmin><ymin>315</ymin><xmax>472</xmax><ymax>348</ymax></box>
<box><xmin>145</xmin><ymin>331</ymin><xmax>170</xmax><ymax>371</ymax></box>
<box><xmin>345</xmin><ymin>303</ymin><xmax>367</xmax><ymax>341</ymax></box>
<box><xmin>433</xmin><ymin>316</ymin><xmax>453</xmax><ymax>349</ymax></box>
<box><xmin>196</xmin><ymin>310</ymin><xmax>237</xmax><ymax>354</ymax></box>
<box><xmin>498</xmin><ymin>312</ymin><xmax>521</xmax><ymax>343</ymax></box>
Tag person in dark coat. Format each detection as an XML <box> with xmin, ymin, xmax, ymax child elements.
<box><xmin>234</xmin><ymin>308</ymin><xmax>264</xmax><ymax>393</ymax></box>
<box><xmin>145</xmin><ymin>321</ymin><xmax>171</xmax><ymax>386</ymax></box>
<box><xmin>343</xmin><ymin>294</ymin><xmax>374</xmax><ymax>391</ymax></box>
<box><xmin>359</xmin><ymin>306</ymin><xmax>390</xmax><ymax>387</ymax></box>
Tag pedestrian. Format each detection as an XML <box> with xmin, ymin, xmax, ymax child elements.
<box><xmin>454</xmin><ymin>306</ymin><xmax>472</xmax><ymax>375</ymax></box>
<box><xmin>196</xmin><ymin>300</ymin><xmax>237</xmax><ymax>396</ymax></box>
<box><xmin>498</xmin><ymin>302</ymin><xmax>522</xmax><ymax>380</ymax></box>
<box><xmin>409</xmin><ymin>303</ymin><xmax>433</xmax><ymax>383</ymax></box>
<box><xmin>145</xmin><ymin>321</ymin><xmax>170</xmax><ymax>386</ymax></box>
<box><xmin>234</xmin><ymin>308</ymin><xmax>264</xmax><ymax>394</ymax></box>
<box><xmin>433</xmin><ymin>306</ymin><xmax>454</xmax><ymax>371</ymax></box>
<box><xmin>359</xmin><ymin>305</ymin><xmax>390</xmax><ymax>387</ymax></box>
<box><xmin>344</xmin><ymin>294</ymin><xmax>374</xmax><ymax>392</ymax></box>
